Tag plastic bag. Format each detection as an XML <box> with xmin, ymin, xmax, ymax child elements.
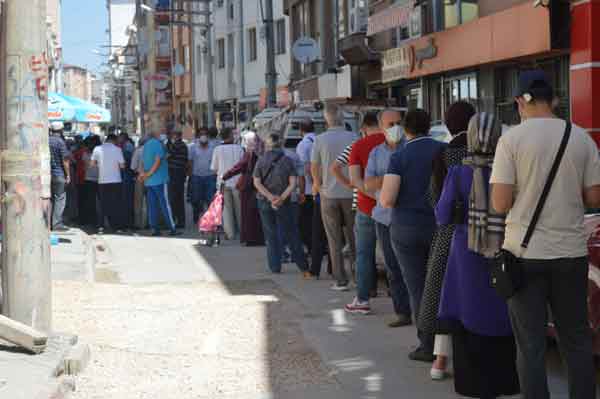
<box><xmin>198</xmin><ymin>192</ymin><xmax>224</xmax><ymax>233</ymax></box>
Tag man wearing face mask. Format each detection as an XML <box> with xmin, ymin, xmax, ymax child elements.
<box><xmin>188</xmin><ymin>129</ymin><xmax>217</xmax><ymax>224</ymax></box>
<box><xmin>364</xmin><ymin>110</ymin><xmax>411</xmax><ymax>325</ymax></box>
<box><xmin>344</xmin><ymin>111</ymin><xmax>391</xmax><ymax>314</ymax></box>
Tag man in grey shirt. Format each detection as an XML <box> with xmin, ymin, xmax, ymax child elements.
<box><xmin>254</xmin><ymin>134</ymin><xmax>309</xmax><ymax>276</ymax></box>
<box><xmin>311</xmin><ymin>103</ymin><xmax>357</xmax><ymax>290</ymax></box>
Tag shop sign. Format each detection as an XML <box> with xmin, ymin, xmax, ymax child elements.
<box><xmin>382</xmin><ymin>46</ymin><xmax>415</xmax><ymax>83</ymax></box>
<box><xmin>367</xmin><ymin>1</ymin><xmax>416</xmax><ymax>37</ymax></box>
<box><xmin>415</xmin><ymin>38</ymin><xmax>437</xmax><ymax>68</ymax></box>
<box><xmin>381</xmin><ymin>38</ymin><xmax>438</xmax><ymax>83</ymax></box>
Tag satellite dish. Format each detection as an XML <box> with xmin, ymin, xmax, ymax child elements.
<box><xmin>292</xmin><ymin>37</ymin><xmax>320</xmax><ymax>64</ymax></box>
<box><xmin>173</xmin><ymin>64</ymin><xmax>185</xmax><ymax>77</ymax></box>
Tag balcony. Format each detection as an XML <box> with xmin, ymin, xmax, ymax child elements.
<box><xmin>339</xmin><ymin>32</ymin><xmax>380</xmax><ymax>66</ymax></box>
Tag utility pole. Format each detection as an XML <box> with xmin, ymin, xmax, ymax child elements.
<box><xmin>264</xmin><ymin>0</ymin><xmax>277</xmax><ymax>107</ymax></box>
<box><xmin>0</xmin><ymin>0</ymin><xmax>52</xmax><ymax>331</ymax></box>
<box><xmin>135</xmin><ymin>0</ymin><xmax>147</xmax><ymax>137</ymax></box>
<box><xmin>202</xmin><ymin>0</ymin><xmax>215</xmax><ymax>127</ymax></box>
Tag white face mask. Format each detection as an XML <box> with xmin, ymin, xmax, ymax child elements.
<box><xmin>384</xmin><ymin>125</ymin><xmax>405</xmax><ymax>143</ymax></box>
<box><xmin>199</xmin><ymin>135</ymin><xmax>209</xmax><ymax>144</ymax></box>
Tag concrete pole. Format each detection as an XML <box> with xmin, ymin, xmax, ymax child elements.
<box><xmin>0</xmin><ymin>0</ymin><xmax>52</xmax><ymax>332</ymax></box>
<box><xmin>135</xmin><ymin>0</ymin><xmax>147</xmax><ymax>136</ymax></box>
<box><xmin>264</xmin><ymin>0</ymin><xmax>277</xmax><ymax>107</ymax></box>
<box><xmin>203</xmin><ymin>0</ymin><xmax>215</xmax><ymax>127</ymax></box>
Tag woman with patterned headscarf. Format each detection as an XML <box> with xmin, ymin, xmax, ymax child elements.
<box><xmin>222</xmin><ymin>131</ymin><xmax>265</xmax><ymax>246</ymax></box>
<box><xmin>435</xmin><ymin>113</ymin><xmax>519</xmax><ymax>399</ymax></box>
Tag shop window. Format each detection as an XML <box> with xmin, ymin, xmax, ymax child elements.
<box><xmin>442</xmin><ymin>74</ymin><xmax>478</xmax><ymax>117</ymax></box>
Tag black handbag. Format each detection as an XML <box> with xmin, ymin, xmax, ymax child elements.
<box><xmin>490</xmin><ymin>121</ymin><xmax>572</xmax><ymax>300</ymax></box>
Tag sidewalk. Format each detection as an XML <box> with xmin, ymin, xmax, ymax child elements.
<box><xmin>52</xmin><ymin>233</ymin><xmax>586</xmax><ymax>398</ymax></box>
<box><xmin>0</xmin><ymin>228</ymin><xmax>93</xmax><ymax>399</ymax></box>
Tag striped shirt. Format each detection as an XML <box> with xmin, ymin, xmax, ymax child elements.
<box><xmin>336</xmin><ymin>142</ymin><xmax>358</xmax><ymax>211</ymax></box>
<box><xmin>167</xmin><ymin>139</ymin><xmax>189</xmax><ymax>173</ymax></box>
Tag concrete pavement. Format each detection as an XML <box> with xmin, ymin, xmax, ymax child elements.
<box><xmin>51</xmin><ymin>230</ymin><xmax>589</xmax><ymax>398</ymax></box>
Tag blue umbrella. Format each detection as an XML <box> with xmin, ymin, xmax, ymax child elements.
<box><xmin>47</xmin><ymin>92</ymin><xmax>111</xmax><ymax>124</ymax></box>
<box><xmin>48</xmin><ymin>92</ymin><xmax>76</xmax><ymax>122</ymax></box>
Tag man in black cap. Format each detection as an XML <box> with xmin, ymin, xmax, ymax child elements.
<box><xmin>491</xmin><ymin>70</ymin><xmax>600</xmax><ymax>399</ymax></box>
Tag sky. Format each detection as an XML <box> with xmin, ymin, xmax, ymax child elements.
<box><xmin>61</xmin><ymin>0</ymin><xmax>109</xmax><ymax>75</ymax></box>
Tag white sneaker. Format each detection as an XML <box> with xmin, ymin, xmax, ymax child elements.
<box><xmin>344</xmin><ymin>297</ymin><xmax>371</xmax><ymax>315</ymax></box>
<box><xmin>430</xmin><ymin>367</ymin><xmax>447</xmax><ymax>380</ymax></box>
<box><xmin>330</xmin><ymin>283</ymin><xmax>350</xmax><ymax>292</ymax></box>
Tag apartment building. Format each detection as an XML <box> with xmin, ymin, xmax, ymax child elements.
<box><xmin>194</xmin><ymin>0</ymin><xmax>291</xmax><ymax>128</ymax></box>
<box><xmin>63</xmin><ymin>65</ymin><xmax>93</xmax><ymax>101</ymax></box>
<box><xmin>171</xmin><ymin>0</ymin><xmax>195</xmax><ymax>138</ymax></box>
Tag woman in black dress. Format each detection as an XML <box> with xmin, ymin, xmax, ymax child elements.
<box><xmin>417</xmin><ymin>101</ymin><xmax>476</xmax><ymax>380</ymax></box>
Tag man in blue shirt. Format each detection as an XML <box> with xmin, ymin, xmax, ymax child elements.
<box><xmin>364</xmin><ymin>110</ymin><xmax>411</xmax><ymax>328</ymax></box>
<box><xmin>140</xmin><ymin>130</ymin><xmax>179</xmax><ymax>236</ymax></box>
<box><xmin>49</xmin><ymin>121</ymin><xmax>71</xmax><ymax>231</ymax></box>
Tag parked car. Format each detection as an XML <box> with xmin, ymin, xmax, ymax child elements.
<box><xmin>548</xmin><ymin>214</ymin><xmax>600</xmax><ymax>355</ymax></box>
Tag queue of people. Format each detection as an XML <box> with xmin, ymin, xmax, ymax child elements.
<box><xmin>46</xmin><ymin>69</ymin><xmax>600</xmax><ymax>399</ymax></box>
<box><xmin>250</xmin><ymin>70</ymin><xmax>600</xmax><ymax>399</ymax></box>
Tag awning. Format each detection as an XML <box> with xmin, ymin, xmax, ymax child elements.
<box><xmin>47</xmin><ymin>92</ymin><xmax>111</xmax><ymax>123</ymax></box>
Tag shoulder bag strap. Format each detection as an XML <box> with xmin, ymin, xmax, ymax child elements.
<box><xmin>263</xmin><ymin>153</ymin><xmax>285</xmax><ymax>182</ymax></box>
<box><xmin>521</xmin><ymin>121</ymin><xmax>572</xmax><ymax>250</ymax></box>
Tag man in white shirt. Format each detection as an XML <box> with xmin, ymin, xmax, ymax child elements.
<box><xmin>91</xmin><ymin>133</ymin><xmax>125</xmax><ymax>231</ymax></box>
<box><xmin>211</xmin><ymin>127</ymin><xmax>244</xmax><ymax>240</ymax></box>
<box><xmin>491</xmin><ymin>70</ymin><xmax>600</xmax><ymax>399</ymax></box>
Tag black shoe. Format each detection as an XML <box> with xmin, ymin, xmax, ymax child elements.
<box><xmin>151</xmin><ymin>230</ymin><xmax>162</xmax><ymax>237</ymax></box>
<box><xmin>169</xmin><ymin>230</ymin><xmax>182</xmax><ymax>237</ymax></box>
<box><xmin>387</xmin><ymin>314</ymin><xmax>412</xmax><ymax>328</ymax></box>
<box><xmin>409</xmin><ymin>347</ymin><xmax>435</xmax><ymax>363</ymax></box>
<box><xmin>52</xmin><ymin>225</ymin><xmax>69</xmax><ymax>232</ymax></box>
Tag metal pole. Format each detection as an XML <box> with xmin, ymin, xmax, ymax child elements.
<box><xmin>203</xmin><ymin>0</ymin><xmax>215</xmax><ymax>126</ymax></box>
<box><xmin>265</xmin><ymin>0</ymin><xmax>277</xmax><ymax>107</ymax></box>
<box><xmin>135</xmin><ymin>0</ymin><xmax>147</xmax><ymax>136</ymax></box>
<box><xmin>1</xmin><ymin>0</ymin><xmax>52</xmax><ymax>331</ymax></box>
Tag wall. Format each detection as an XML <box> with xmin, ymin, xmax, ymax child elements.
<box><xmin>109</xmin><ymin>0</ymin><xmax>136</xmax><ymax>55</ymax></box>
<box><xmin>63</xmin><ymin>66</ymin><xmax>92</xmax><ymax>101</ymax></box>
<box><xmin>478</xmin><ymin>0</ymin><xmax>529</xmax><ymax>18</ymax></box>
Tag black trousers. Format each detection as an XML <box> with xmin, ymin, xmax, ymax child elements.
<box><xmin>508</xmin><ymin>257</ymin><xmax>595</xmax><ymax>399</ymax></box>
<box><xmin>79</xmin><ymin>181</ymin><xmax>99</xmax><ymax>227</ymax></box>
<box><xmin>310</xmin><ymin>196</ymin><xmax>332</xmax><ymax>277</ymax></box>
<box><xmin>98</xmin><ymin>183</ymin><xmax>124</xmax><ymax>230</ymax></box>
<box><xmin>299</xmin><ymin>197</ymin><xmax>314</xmax><ymax>252</ymax></box>
<box><xmin>168</xmin><ymin>171</ymin><xmax>186</xmax><ymax>228</ymax></box>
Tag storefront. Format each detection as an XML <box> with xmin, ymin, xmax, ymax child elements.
<box><xmin>374</xmin><ymin>2</ymin><xmax>570</xmax><ymax>127</ymax></box>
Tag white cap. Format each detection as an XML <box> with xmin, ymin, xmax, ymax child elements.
<box><xmin>50</xmin><ymin>121</ymin><xmax>64</xmax><ymax>131</ymax></box>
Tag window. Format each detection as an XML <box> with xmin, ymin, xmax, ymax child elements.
<box><xmin>184</xmin><ymin>46</ymin><xmax>190</xmax><ymax>71</ymax></box>
<box><xmin>217</xmin><ymin>38</ymin><xmax>225</xmax><ymax>69</ymax></box>
<box><xmin>247</xmin><ymin>27</ymin><xmax>257</xmax><ymax>62</ymax></box>
<box><xmin>440</xmin><ymin>0</ymin><xmax>479</xmax><ymax>29</ymax></box>
<box><xmin>227</xmin><ymin>33</ymin><xmax>235</xmax><ymax>67</ymax></box>
<box><xmin>276</xmin><ymin>19</ymin><xmax>286</xmax><ymax>55</ymax></box>
<box><xmin>227</xmin><ymin>0</ymin><xmax>234</xmax><ymax>20</ymax></box>
<box><xmin>196</xmin><ymin>45</ymin><xmax>203</xmax><ymax>74</ymax></box>
<box><xmin>443</xmin><ymin>74</ymin><xmax>478</xmax><ymax>115</ymax></box>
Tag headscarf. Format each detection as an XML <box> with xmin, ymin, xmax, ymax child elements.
<box><xmin>463</xmin><ymin>112</ymin><xmax>504</xmax><ymax>257</ymax></box>
<box><xmin>241</xmin><ymin>130</ymin><xmax>265</xmax><ymax>156</ymax></box>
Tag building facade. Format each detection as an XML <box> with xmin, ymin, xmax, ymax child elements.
<box><xmin>193</xmin><ymin>0</ymin><xmax>292</xmax><ymax>129</ymax></box>
<box><xmin>340</xmin><ymin>0</ymin><xmax>599</xmax><ymax>146</ymax></box>
<box><xmin>63</xmin><ymin>64</ymin><xmax>93</xmax><ymax>101</ymax></box>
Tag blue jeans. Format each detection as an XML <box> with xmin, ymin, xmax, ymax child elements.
<box><xmin>190</xmin><ymin>175</ymin><xmax>217</xmax><ymax>223</ymax></box>
<box><xmin>390</xmin><ymin>223</ymin><xmax>435</xmax><ymax>352</ymax></box>
<box><xmin>376</xmin><ymin>222</ymin><xmax>411</xmax><ymax>316</ymax></box>
<box><xmin>278</xmin><ymin>201</ymin><xmax>300</xmax><ymax>253</ymax></box>
<box><xmin>146</xmin><ymin>183</ymin><xmax>176</xmax><ymax>233</ymax></box>
<box><xmin>355</xmin><ymin>211</ymin><xmax>377</xmax><ymax>302</ymax></box>
<box><xmin>258</xmin><ymin>199</ymin><xmax>307</xmax><ymax>273</ymax></box>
